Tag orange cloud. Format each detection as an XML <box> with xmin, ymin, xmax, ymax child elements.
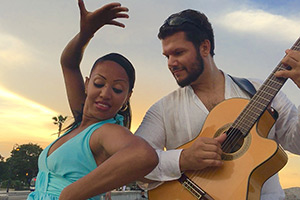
<box><xmin>0</xmin><ymin>86</ymin><xmax>59</xmax><ymax>159</ymax></box>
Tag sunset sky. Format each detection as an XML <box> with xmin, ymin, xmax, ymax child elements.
<box><xmin>0</xmin><ymin>0</ymin><xmax>299</xmax><ymax>189</ymax></box>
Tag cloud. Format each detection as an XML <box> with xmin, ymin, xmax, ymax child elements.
<box><xmin>0</xmin><ymin>85</ymin><xmax>57</xmax><ymax>115</ymax></box>
<box><xmin>216</xmin><ymin>9</ymin><xmax>300</xmax><ymax>42</ymax></box>
<box><xmin>0</xmin><ymin>86</ymin><xmax>59</xmax><ymax>158</ymax></box>
<box><xmin>0</xmin><ymin>32</ymin><xmax>35</xmax><ymax>69</ymax></box>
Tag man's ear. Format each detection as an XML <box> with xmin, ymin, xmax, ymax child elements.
<box><xmin>84</xmin><ymin>77</ymin><xmax>90</xmax><ymax>94</ymax></box>
<box><xmin>199</xmin><ymin>39</ymin><xmax>211</xmax><ymax>57</ymax></box>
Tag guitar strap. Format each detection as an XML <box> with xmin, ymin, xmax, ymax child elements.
<box><xmin>228</xmin><ymin>75</ymin><xmax>256</xmax><ymax>98</ymax></box>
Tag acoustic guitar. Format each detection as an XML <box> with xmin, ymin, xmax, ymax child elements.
<box><xmin>148</xmin><ymin>38</ymin><xmax>300</xmax><ymax>200</ymax></box>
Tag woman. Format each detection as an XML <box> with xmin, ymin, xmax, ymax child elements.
<box><xmin>27</xmin><ymin>1</ymin><xmax>158</xmax><ymax>200</ymax></box>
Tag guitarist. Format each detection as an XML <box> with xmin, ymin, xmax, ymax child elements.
<box><xmin>135</xmin><ymin>9</ymin><xmax>300</xmax><ymax>200</ymax></box>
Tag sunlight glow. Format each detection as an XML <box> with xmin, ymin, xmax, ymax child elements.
<box><xmin>0</xmin><ymin>86</ymin><xmax>56</xmax><ymax>115</ymax></box>
<box><xmin>0</xmin><ymin>86</ymin><xmax>58</xmax><ymax>158</ymax></box>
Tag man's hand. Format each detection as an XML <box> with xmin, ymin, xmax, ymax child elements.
<box><xmin>179</xmin><ymin>134</ymin><xmax>226</xmax><ymax>172</ymax></box>
<box><xmin>275</xmin><ymin>49</ymin><xmax>300</xmax><ymax>88</ymax></box>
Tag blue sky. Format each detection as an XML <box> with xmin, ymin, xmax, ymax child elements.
<box><xmin>250</xmin><ymin>0</ymin><xmax>300</xmax><ymax>12</ymax></box>
<box><xmin>0</xmin><ymin>0</ymin><xmax>299</xmax><ymax>188</ymax></box>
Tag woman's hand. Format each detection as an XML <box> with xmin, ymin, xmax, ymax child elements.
<box><xmin>78</xmin><ymin>0</ymin><xmax>129</xmax><ymax>38</ymax></box>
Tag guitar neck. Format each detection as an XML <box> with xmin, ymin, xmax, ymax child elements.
<box><xmin>232</xmin><ymin>37</ymin><xmax>300</xmax><ymax>136</ymax></box>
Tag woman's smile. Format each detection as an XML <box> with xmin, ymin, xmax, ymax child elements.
<box><xmin>95</xmin><ymin>101</ymin><xmax>111</xmax><ymax>111</ymax></box>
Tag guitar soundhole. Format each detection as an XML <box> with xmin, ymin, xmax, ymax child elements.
<box><xmin>215</xmin><ymin>124</ymin><xmax>251</xmax><ymax>160</ymax></box>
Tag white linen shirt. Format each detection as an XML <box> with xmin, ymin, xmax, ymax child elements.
<box><xmin>135</xmin><ymin>73</ymin><xmax>300</xmax><ymax>200</ymax></box>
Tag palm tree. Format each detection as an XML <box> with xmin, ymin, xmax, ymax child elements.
<box><xmin>52</xmin><ymin>115</ymin><xmax>68</xmax><ymax>137</ymax></box>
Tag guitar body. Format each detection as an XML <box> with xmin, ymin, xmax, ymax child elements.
<box><xmin>148</xmin><ymin>98</ymin><xmax>288</xmax><ymax>200</ymax></box>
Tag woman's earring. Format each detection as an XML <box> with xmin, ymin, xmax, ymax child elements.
<box><xmin>120</xmin><ymin>102</ymin><xmax>128</xmax><ymax>112</ymax></box>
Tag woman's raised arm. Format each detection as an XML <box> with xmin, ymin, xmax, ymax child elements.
<box><xmin>60</xmin><ymin>0</ymin><xmax>129</xmax><ymax>118</ymax></box>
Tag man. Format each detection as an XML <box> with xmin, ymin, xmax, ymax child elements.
<box><xmin>135</xmin><ymin>9</ymin><xmax>300</xmax><ymax>200</ymax></box>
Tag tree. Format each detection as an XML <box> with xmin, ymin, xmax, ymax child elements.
<box><xmin>0</xmin><ymin>154</ymin><xmax>8</xmax><ymax>181</ymax></box>
<box><xmin>6</xmin><ymin>143</ymin><xmax>43</xmax><ymax>186</ymax></box>
<box><xmin>52</xmin><ymin>115</ymin><xmax>68</xmax><ymax>137</ymax></box>
<box><xmin>0</xmin><ymin>154</ymin><xmax>4</xmax><ymax>161</ymax></box>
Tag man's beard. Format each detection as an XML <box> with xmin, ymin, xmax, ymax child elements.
<box><xmin>177</xmin><ymin>53</ymin><xmax>204</xmax><ymax>87</ymax></box>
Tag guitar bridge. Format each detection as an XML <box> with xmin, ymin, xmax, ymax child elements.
<box><xmin>178</xmin><ymin>174</ymin><xmax>214</xmax><ymax>200</ymax></box>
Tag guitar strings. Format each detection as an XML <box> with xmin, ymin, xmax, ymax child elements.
<box><xmin>218</xmin><ymin>41</ymin><xmax>299</xmax><ymax>158</ymax></box>
<box><xmin>222</xmin><ymin>68</ymin><xmax>281</xmax><ymax>152</ymax></box>
<box><xmin>222</xmin><ymin>63</ymin><xmax>286</xmax><ymax>153</ymax></box>
<box><xmin>221</xmin><ymin>39</ymin><xmax>300</xmax><ymax>154</ymax></box>
<box><xmin>224</xmin><ymin>67</ymin><xmax>283</xmax><ymax>149</ymax></box>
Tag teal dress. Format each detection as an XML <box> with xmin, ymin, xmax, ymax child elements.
<box><xmin>27</xmin><ymin>115</ymin><xmax>123</xmax><ymax>200</ymax></box>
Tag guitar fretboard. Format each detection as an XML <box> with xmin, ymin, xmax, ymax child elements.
<box><xmin>232</xmin><ymin>38</ymin><xmax>300</xmax><ymax>136</ymax></box>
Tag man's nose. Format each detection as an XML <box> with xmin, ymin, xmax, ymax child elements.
<box><xmin>168</xmin><ymin>56</ymin><xmax>178</xmax><ymax>69</ymax></box>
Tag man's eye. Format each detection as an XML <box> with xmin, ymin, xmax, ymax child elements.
<box><xmin>113</xmin><ymin>88</ymin><xmax>123</xmax><ymax>94</ymax></box>
<box><xmin>175</xmin><ymin>51</ymin><xmax>183</xmax><ymax>56</ymax></box>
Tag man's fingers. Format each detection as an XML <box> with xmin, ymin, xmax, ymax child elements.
<box><xmin>215</xmin><ymin>133</ymin><xmax>227</xmax><ymax>144</ymax></box>
<box><xmin>201</xmin><ymin>151</ymin><xmax>222</xmax><ymax>160</ymax></box>
<box><xmin>275</xmin><ymin>70</ymin><xmax>289</xmax><ymax>78</ymax></box>
<box><xmin>203</xmin><ymin>158</ymin><xmax>224</xmax><ymax>167</ymax></box>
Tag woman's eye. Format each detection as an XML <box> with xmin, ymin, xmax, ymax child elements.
<box><xmin>113</xmin><ymin>88</ymin><xmax>123</xmax><ymax>94</ymax></box>
<box><xmin>94</xmin><ymin>83</ymin><xmax>104</xmax><ymax>88</ymax></box>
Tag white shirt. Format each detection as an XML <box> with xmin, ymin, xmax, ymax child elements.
<box><xmin>135</xmin><ymin>74</ymin><xmax>300</xmax><ymax>200</ymax></box>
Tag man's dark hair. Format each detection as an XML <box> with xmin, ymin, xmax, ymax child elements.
<box><xmin>158</xmin><ymin>9</ymin><xmax>215</xmax><ymax>56</ymax></box>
